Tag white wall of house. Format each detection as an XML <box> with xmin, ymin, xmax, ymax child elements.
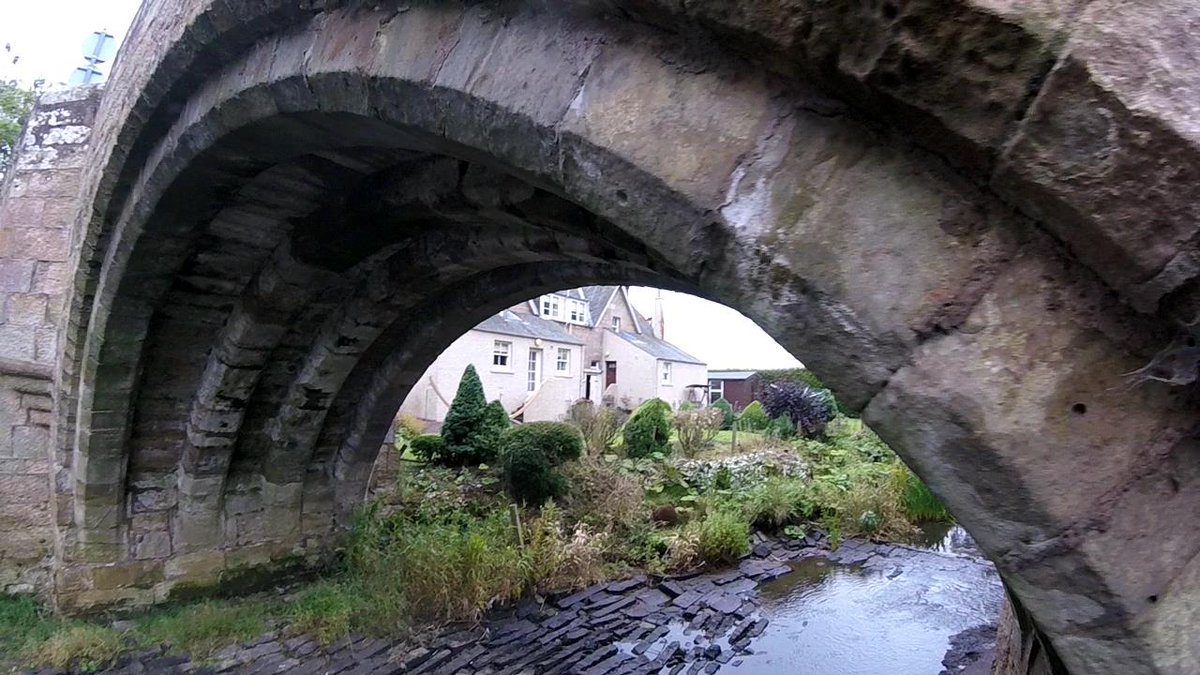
<box><xmin>398</xmin><ymin>330</ymin><xmax>584</xmax><ymax>422</ymax></box>
<box><xmin>601</xmin><ymin>334</ymin><xmax>659</xmax><ymax>408</ymax></box>
<box><xmin>656</xmin><ymin>360</ymin><xmax>708</xmax><ymax>408</ymax></box>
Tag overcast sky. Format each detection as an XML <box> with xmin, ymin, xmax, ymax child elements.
<box><xmin>626</xmin><ymin>288</ymin><xmax>801</xmax><ymax>370</ymax></box>
<box><xmin>2</xmin><ymin>2</ymin><xmax>801</xmax><ymax>372</ymax></box>
<box><xmin>1</xmin><ymin>1</ymin><xmax>141</xmax><ymax>86</ymax></box>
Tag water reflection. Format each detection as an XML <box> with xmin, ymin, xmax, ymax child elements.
<box><xmin>905</xmin><ymin>522</ymin><xmax>985</xmax><ymax>558</ymax></box>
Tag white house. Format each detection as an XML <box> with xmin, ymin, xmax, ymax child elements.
<box><xmin>398</xmin><ymin>286</ymin><xmax>707</xmax><ymax>422</ymax></box>
<box><xmin>398</xmin><ymin>310</ymin><xmax>585</xmax><ymax>422</ymax></box>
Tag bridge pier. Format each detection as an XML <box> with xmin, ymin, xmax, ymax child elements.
<box><xmin>0</xmin><ymin>86</ymin><xmax>102</xmax><ymax>599</ymax></box>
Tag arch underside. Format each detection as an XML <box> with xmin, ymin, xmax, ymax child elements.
<box><xmin>53</xmin><ymin>4</ymin><xmax>1200</xmax><ymax>673</ymax></box>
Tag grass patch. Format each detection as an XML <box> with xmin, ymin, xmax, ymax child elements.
<box><xmin>133</xmin><ymin>599</ymin><xmax>275</xmax><ymax>657</ymax></box>
<box><xmin>23</xmin><ymin>623</ymin><xmax>124</xmax><ymax>671</ymax></box>
<box><xmin>0</xmin><ymin>595</ymin><xmax>58</xmax><ymax>657</ymax></box>
<box><xmin>288</xmin><ymin>579</ymin><xmax>366</xmax><ymax>643</ymax></box>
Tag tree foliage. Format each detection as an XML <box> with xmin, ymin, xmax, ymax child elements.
<box><xmin>0</xmin><ymin>78</ymin><xmax>38</xmax><ymax>177</ymax></box>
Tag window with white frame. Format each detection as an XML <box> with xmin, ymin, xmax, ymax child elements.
<box><xmin>556</xmin><ymin>348</ymin><xmax>571</xmax><ymax>374</ymax></box>
<box><xmin>567</xmin><ymin>299</ymin><xmax>587</xmax><ymax>324</ymax></box>
<box><xmin>611</xmin><ymin>316</ymin><xmax>621</xmax><ymax>331</ymax></box>
<box><xmin>540</xmin><ymin>295</ymin><xmax>561</xmax><ymax>320</ymax></box>
<box><xmin>660</xmin><ymin>361</ymin><xmax>672</xmax><ymax>384</ymax></box>
<box><xmin>708</xmin><ymin>379</ymin><xmax>724</xmax><ymax>404</ymax></box>
<box><xmin>492</xmin><ymin>340</ymin><xmax>511</xmax><ymax>369</ymax></box>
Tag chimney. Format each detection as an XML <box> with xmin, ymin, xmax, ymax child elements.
<box><xmin>653</xmin><ymin>290</ymin><xmax>665</xmax><ymax>340</ymax></box>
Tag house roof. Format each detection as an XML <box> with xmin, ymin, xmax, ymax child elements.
<box><xmin>474</xmin><ymin>310</ymin><xmax>585</xmax><ymax>345</ymax></box>
<box><xmin>708</xmin><ymin>370</ymin><xmax>758</xmax><ymax>380</ymax></box>
<box><xmin>612</xmin><ymin>330</ymin><xmax>704</xmax><ymax>365</ymax></box>
<box><xmin>581</xmin><ymin>286</ymin><xmax>620</xmax><ymax>328</ymax></box>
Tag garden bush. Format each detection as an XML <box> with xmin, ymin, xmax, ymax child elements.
<box><xmin>409</xmin><ymin>434</ymin><xmax>445</xmax><ymax>463</ymax></box>
<box><xmin>622</xmin><ymin>398</ymin><xmax>672</xmax><ymax>458</ymax></box>
<box><xmin>766</xmin><ymin>414</ymin><xmax>795</xmax><ymax>439</ymax></box>
<box><xmin>761</xmin><ymin>382</ymin><xmax>835</xmax><ymax>437</ymax></box>
<box><xmin>499</xmin><ymin>422</ymin><xmax>584</xmax><ymax>505</ymax></box>
<box><xmin>695</xmin><ymin>509</ymin><xmax>750</xmax><ymax>564</ymax></box>
<box><xmin>673</xmin><ymin>408</ymin><xmax>722</xmax><ymax>457</ymax></box>
<box><xmin>737</xmin><ymin>401</ymin><xmax>769</xmax><ymax>431</ymax></box>
<box><xmin>711</xmin><ymin>398</ymin><xmax>735</xmax><ymax>430</ymax></box>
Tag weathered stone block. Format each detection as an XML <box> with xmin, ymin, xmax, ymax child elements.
<box><xmin>0</xmin><ymin>261</ymin><xmax>35</xmax><ymax>293</ymax></box>
<box><xmin>132</xmin><ymin>530</ymin><xmax>172</xmax><ymax>560</ymax></box>
<box><xmin>163</xmin><ymin>550</ymin><xmax>225</xmax><ymax>583</ymax></box>
<box><xmin>0</xmin><ymin>325</ymin><xmax>37</xmax><ymax>361</ymax></box>
<box><xmin>11</xmin><ymin>425</ymin><xmax>48</xmax><ymax>459</ymax></box>
<box><xmin>91</xmin><ymin>560</ymin><xmax>164</xmax><ymax>590</ymax></box>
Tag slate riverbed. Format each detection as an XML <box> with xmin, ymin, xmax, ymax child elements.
<box><xmin>33</xmin><ymin>528</ymin><xmax>1002</xmax><ymax>675</ymax></box>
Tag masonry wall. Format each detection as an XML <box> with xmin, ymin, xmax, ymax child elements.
<box><xmin>0</xmin><ymin>86</ymin><xmax>102</xmax><ymax>595</ymax></box>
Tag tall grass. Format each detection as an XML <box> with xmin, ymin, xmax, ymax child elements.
<box><xmin>893</xmin><ymin>464</ymin><xmax>952</xmax><ymax>521</ymax></box>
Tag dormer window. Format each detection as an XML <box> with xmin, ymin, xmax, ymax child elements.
<box><xmin>540</xmin><ymin>295</ymin><xmax>561</xmax><ymax>319</ymax></box>
<box><xmin>567</xmin><ymin>299</ymin><xmax>587</xmax><ymax>324</ymax></box>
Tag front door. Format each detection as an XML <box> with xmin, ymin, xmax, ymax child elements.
<box><xmin>527</xmin><ymin>348</ymin><xmax>543</xmax><ymax>392</ymax></box>
<box><xmin>605</xmin><ymin>360</ymin><xmax>617</xmax><ymax>387</ymax></box>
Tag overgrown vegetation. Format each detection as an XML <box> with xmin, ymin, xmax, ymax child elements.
<box><xmin>567</xmin><ymin>400</ymin><xmax>626</xmax><ymax>456</ymax></box>
<box><xmin>6</xmin><ymin>392</ymin><xmax>953</xmax><ymax>671</ymax></box>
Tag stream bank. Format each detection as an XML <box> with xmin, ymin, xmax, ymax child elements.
<box><xmin>41</xmin><ymin>527</ymin><xmax>1001</xmax><ymax>675</ymax></box>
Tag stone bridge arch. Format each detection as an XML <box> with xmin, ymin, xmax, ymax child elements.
<box><xmin>0</xmin><ymin>2</ymin><xmax>1195</xmax><ymax>674</ymax></box>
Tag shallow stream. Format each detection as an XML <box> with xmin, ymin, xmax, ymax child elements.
<box><xmin>629</xmin><ymin>524</ymin><xmax>1005</xmax><ymax>675</ymax></box>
